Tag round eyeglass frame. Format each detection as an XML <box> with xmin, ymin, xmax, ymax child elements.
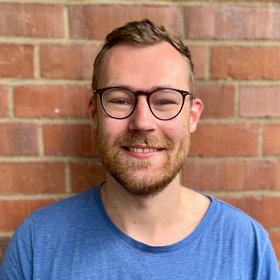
<box><xmin>92</xmin><ymin>86</ymin><xmax>193</xmax><ymax>121</ymax></box>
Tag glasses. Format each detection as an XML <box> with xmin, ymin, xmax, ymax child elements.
<box><xmin>92</xmin><ymin>86</ymin><xmax>193</xmax><ymax>121</ymax></box>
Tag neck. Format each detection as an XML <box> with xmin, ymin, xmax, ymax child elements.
<box><xmin>100</xmin><ymin>173</ymin><xmax>210</xmax><ymax>246</ymax></box>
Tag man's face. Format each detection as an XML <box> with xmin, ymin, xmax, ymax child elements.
<box><xmin>92</xmin><ymin>42</ymin><xmax>203</xmax><ymax>196</ymax></box>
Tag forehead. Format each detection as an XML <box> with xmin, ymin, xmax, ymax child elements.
<box><xmin>98</xmin><ymin>42</ymin><xmax>191</xmax><ymax>90</ymax></box>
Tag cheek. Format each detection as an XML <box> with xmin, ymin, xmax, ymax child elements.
<box><xmin>163</xmin><ymin>117</ymin><xmax>190</xmax><ymax>140</ymax></box>
<box><xmin>97</xmin><ymin>114</ymin><xmax>128</xmax><ymax>140</ymax></box>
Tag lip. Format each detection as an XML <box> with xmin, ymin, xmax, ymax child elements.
<box><xmin>122</xmin><ymin>145</ymin><xmax>164</xmax><ymax>158</ymax></box>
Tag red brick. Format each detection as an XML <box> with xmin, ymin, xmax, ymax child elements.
<box><xmin>69</xmin><ymin>5</ymin><xmax>182</xmax><ymax>39</ymax></box>
<box><xmin>43</xmin><ymin>124</ymin><xmax>97</xmax><ymax>156</ymax></box>
<box><xmin>221</xmin><ymin>160</ymin><xmax>280</xmax><ymax>191</ymax></box>
<box><xmin>221</xmin><ymin>196</ymin><xmax>280</xmax><ymax>228</ymax></box>
<box><xmin>264</xmin><ymin>125</ymin><xmax>280</xmax><ymax>155</ymax></box>
<box><xmin>0</xmin><ymin>3</ymin><xmax>64</xmax><ymax>38</ymax></box>
<box><xmin>190</xmin><ymin>124</ymin><xmax>259</xmax><ymax>156</ymax></box>
<box><xmin>0</xmin><ymin>123</ymin><xmax>38</xmax><ymax>155</ymax></box>
<box><xmin>14</xmin><ymin>85</ymin><xmax>91</xmax><ymax>118</ymax></box>
<box><xmin>186</xmin><ymin>6</ymin><xmax>280</xmax><ymax>40</ymax></box>
<box><xmin>210</xmin><ymin>47</ymin><xmax>280</xmax><ymax>80</ymax></box>
<box><xmin>239</xmin><ymin>86</ymin><xmax>280</xmax><ymax>117</ymax></box>
<box><xmin>0</xmin><ymin>199</ymin><xmax>55</xmax><ymax>231</ymax></box>
<box><xmin>196</xmin><ymin>84</ymin><xmax>235</xmax><ymax>119</ymax></box>
<box><xmin>40</xmin><ymin>44</ymin><xmax>99</xmax><ymax>80</ymax></box>
<box><xmin>0</xmin><ymin>162</ymin><xmax>66</xmax><ymax>194</ymax></box>
<box><xmin>71</xmin><ymin>161</ymin><xmax>106</xmax><ymax>193</ymax></box>
<box><xmin>183</xmin><ymin>160</ymin><xmax>220</xmax><ymax>191</ymax></box>
<box><xmin>0</xmin><ymin>86</ymin><xmax>9</xmax><ymax>117</ymax></box>
<box><xmin>0</xmin><ymin>237</ymin><xmax>10</xmax><ymax>262</ymax></box>
<box><xmin>183</xmin><ymin>160</ymin><xmax>280</xmax><ymax>191</ymax></box>
<box><xmin>0</xmin><ymin>44</ymin><xmax>34</xmax><ymax>78</ymax></box>
<box><xmin>189</xmin><ymin>46</ymin><xmax>207</xmax><ymax>79</ymax></box>
<box><xmin>270</xmin><ymin>230</ymin><xmax>280</xmax><ymax>260</ymax></box>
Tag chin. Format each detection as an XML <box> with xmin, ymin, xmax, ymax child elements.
<box><xmin>108</xmin><ymin>167</ymin><xmax>179</xmax><ymax>198</ymax></box>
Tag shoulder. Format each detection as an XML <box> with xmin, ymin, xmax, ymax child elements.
<box><xmin>0</xmin><ymin>187</ymin><xmax>102</xmax><ymax>278</ymax></box>
<box><xmin>210</xmin><ymin>196</ymin><xmax>270</xmax><ymax>245</ymax></box>
<box><xmin>21</xmin><ymin>187</ymin><xmax>100</xmax><ymax>233</ymax></box>
<box><xmin>35</xmin><ymin>187</ymin><xmax>95</xmax><ymax>212</ymax></box>
<box><xmin>212</xmin><ymin>197</ymin><xmax>280</xmax><ymax>278</ymax></box>
<box><xmin>212</xmin><ymin>197</ymin><xmax>265</xmax><ymax>228</ymax></box>
<box><xmin>6</xmin><ymin>187</ymin><xmax>103</xmax><ymax>258</ymax></box>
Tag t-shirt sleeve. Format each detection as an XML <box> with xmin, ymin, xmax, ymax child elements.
<box><xmin>0</xmin><ymin>216</ymin><xmax>34</xmax><ymax>280</ymax></box>
<box><xmin>258</xmin><ymin>234</ymin><xmax>280</xmax><ymax>279</ymax></box>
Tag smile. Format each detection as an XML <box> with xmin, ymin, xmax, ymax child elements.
<box><xmin>129</xmin><ymin>147</ymin><xmax>159</xmax><ymax>153</ymax></box>
<box><xmin>123</xmin><ymin>145</ymin><xmax>164</xmax><ymax>154</ymax></box>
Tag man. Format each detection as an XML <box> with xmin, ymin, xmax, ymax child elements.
<box><xmin>0</xmin><ymin>19</ymin><xmax>279</xmax><ymax>279</ymax></box>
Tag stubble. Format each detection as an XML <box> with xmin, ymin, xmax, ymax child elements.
<box><xmin>97</xmin><ymin>130</ymin><xmax>190</xmax><ymax>197</ymax></box>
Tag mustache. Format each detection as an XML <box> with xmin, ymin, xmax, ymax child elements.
<box><xmin>113</xmin><ymin>133</ymin><xmax>174</xmax><ymax>149</ymax></box>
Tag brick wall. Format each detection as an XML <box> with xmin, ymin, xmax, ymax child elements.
<box><xmin>0</xmin><ymin>0</ymin><xmax>279</xmax><ymax>263</ymax></box>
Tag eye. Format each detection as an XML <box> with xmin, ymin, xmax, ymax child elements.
<box><xmin>103</xmin><ymin>88</ymin><xmax>135</xmax><ymax>107</ymax></box>
<box><xmin>109</xmin><ymin>98</ymin><xmax>132</xmax><ymax>105</ymax></box>
<box><xmin>150</xmin><ymin>89</ymin><xmax>182</xmax><ymax>113</ymax></box>
<box><xmin>153</xmin><ymin>99</ymin><xmax>177</xmax><ymax>105</ymax></box>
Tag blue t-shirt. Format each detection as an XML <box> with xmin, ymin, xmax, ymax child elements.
<box><xmin>0</xmin><ymin>186</ymin><xmax>279</xmax><ymax>279</ymax></box>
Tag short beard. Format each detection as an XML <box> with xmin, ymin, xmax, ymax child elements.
<box><xmin>97</xmin><ymin>131</ymin><xmax>189</xmax><ymax>197</ymax></box>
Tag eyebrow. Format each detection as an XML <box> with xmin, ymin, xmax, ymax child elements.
<box><xmin>103</xmin><ymin>83</ymin><xmax>181</xmax><ymax>92</ymax></box>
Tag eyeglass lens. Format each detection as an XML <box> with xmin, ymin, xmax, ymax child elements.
<box><xmin>101</xmin><ymin>88</ymin><xmax>184</xmax><ymax>120</ymax></box>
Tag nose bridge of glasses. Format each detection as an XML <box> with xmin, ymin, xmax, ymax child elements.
<box><xmin>134</xmin><ymin>90</ymin><xmax>151</xmax><ymax>99</ymax></box>
<box><xmin>133</xmin><ymin>91</ymin><xmax>152</xmax><ymax>114</ymax></box>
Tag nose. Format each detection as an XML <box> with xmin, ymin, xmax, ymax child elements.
<box><xmin>128</xmin><ymin>96</ymin><xmax>156</xmax><ymax>133</ymax></box>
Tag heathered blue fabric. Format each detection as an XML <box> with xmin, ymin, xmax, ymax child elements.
<box><xmin>0</xmin><ymin>186</ymin><xmax>279</xmax><ymax>280</ymax></box>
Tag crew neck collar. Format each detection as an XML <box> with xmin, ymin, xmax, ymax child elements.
<box><xmin>93</xmin><ymin>186</ymin><xmax>217</xmax><ymax>253</ymax></box>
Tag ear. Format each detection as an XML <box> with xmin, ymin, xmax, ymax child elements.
<box><xmin>88</xmin><ymin>97</ymin><xmax>98</xmax><ymax>130</ymax></box>
<box><xmin>189</xmin><ymin>98</ymin><xmax>204</xmax><ymax>133</ymax></box>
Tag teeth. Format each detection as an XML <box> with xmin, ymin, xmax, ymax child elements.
<box><xmin>129</xmin><ymin>147</ymin><xmax>158</xmax><ymax>153</ymax></box>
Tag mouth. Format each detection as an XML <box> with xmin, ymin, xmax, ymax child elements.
<box><xmin>122</xmin><ymin>145</ymin><xmax>164</xmax><ymax>154</ymax></box>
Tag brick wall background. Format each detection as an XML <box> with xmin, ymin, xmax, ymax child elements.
<box><xmin>0</xmin><ymin>0</ymin><xmax>279</xmax><ymax>263</ymax></box>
